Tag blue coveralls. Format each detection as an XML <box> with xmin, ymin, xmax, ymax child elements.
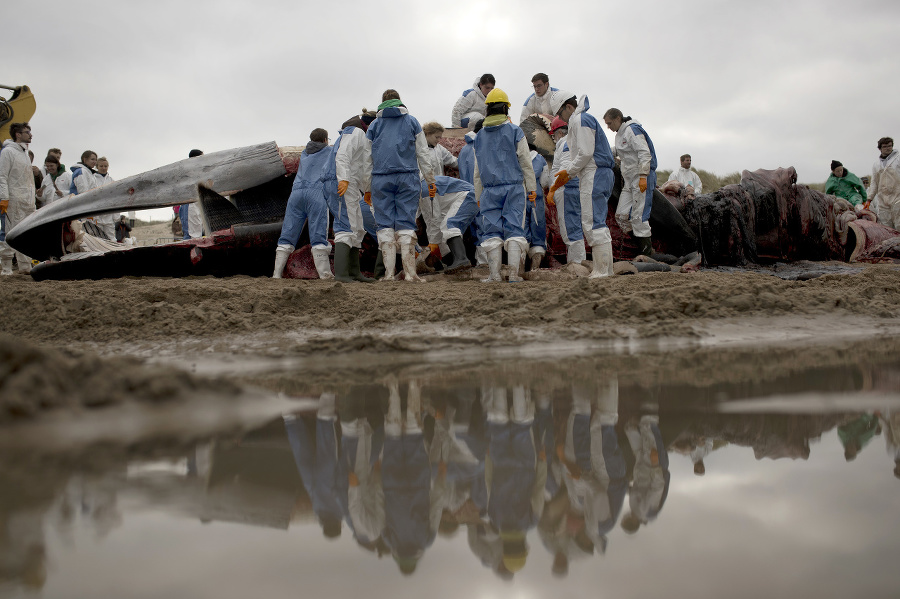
<box><xmin>473</xmin><ymin>121</ymin><xmax>528</xmax><ymax>245</ymax></box>
<box><xmin>419</xmin><ymin>176</ymin><xmax>479</xmax><ymax>240</ymax></box>
<box><xmin>525</xmin><ymin>153</ymin><xmax>548</xmax><ymax>252</ymax></box>
<box><xmin>278</xmin><ymin>144</ymin><xmax>333</xmax><ymax>249</ymax></box>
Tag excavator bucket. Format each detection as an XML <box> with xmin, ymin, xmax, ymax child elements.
<box><xmin>0</xmin><ymin>85</ymin><xmax>36</xmax><ymax>142</ymax></box>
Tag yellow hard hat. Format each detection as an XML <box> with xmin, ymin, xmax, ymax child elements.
<box><xmin>485</xmin><ymin>88</ymin><xmax>511</xmax><ymax>108</ymax></box>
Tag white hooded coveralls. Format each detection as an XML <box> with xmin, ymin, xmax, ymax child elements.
<box><xmin>0</xmin><ymin>140</ymin><xmax>36</xmax><ymax>269</ymax></box>
<box><xmin>451</xmin><ymin>80</ymin><xmax>487</xmax><ymax>129</ymax></box>
<box><xmin>868</xmin><ymin>149</ymin><xmax>900</xmax><ymax>229</ymax></box>
<box><xmin>667</xmin><ymin>167</ymin><xmax>702</xmax><ymax>193</ymax></box>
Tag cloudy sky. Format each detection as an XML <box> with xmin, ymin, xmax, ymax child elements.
<box><xmin>6</xmin><ymin>0</ymin><xmax>898</xmax><ymax>219</ymax></box>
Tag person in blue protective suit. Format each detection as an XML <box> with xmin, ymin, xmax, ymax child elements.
<box><xmin>526</xmin><ymin>143</ymin><xmax>551</xmax><ymax>270</ymax></box>
<box><xmin>328</xmin><ymin>111</ymin><xmax>378</xmax><ymax>283</ymax></box>
<box><xmin>283</xmin><ymin>393</ymin><xmax>349</xmax><ymax>540</ymax></box>
<box><xmin>452</xmin><ymin>74</ymin><xmax>495</xmax><ymax>129</ymax></box>
<box><xmin>458</xmin><ymin>128</ymin><xmax>478</xmax><ymax>185</ymax></box>
<box><xmin>176</xmin><ymin>149</ymin><xmax>204</xmax><ymax>240</ymax></box>
<box><xmin>604</xmin><ymin>108</ymin><xmax>658</xmax><ymax>257</ymax></box>
<box><xmin>363</xmin><ymin>89</ymin><xmax>436</xmax><ymax>283</ymax></box>
<box><xmin>483</xmin><ymin>386</ymin><xmax>547</xmax><ymax>577</ymax></box>
<box><xmin>620</xmin><ymin>401</ymin><xmax>670</xmax><ymax>535</ymax></box>
<box><xmin>381</xmin><ymin>378</ymin><xmax>440</xmax><ymax>575</ymax></box>
<box><xmin>419</xmin><ymin>176</ymin><xmax>477</xmax><ymax>273</ymax></box>
<box><xmin>560</xmin><ymin>380</ymin><xmax>627</xmax><ymax>557</ymax></box>
<box><xmin>273</xmin><ymin>128</ymin><xmax>334</xmax><ymax>279</ymax></box>
<box><xmin>554</xmin><ymin>95</ymin><xmax>617</xmax><ymax>278</ymax></box>
<box><xmin>473</xmin><ymin>88</ymin><xmax>538</xmax><ymax>283</ymax></box>
<box><xmin>547</xmin><ymin>117</ymin><xmax>585</xmax><ymax>265</ymax></box>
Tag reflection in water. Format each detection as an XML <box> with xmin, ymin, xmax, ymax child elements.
<box><xmin>2</xmin><ymin>347</ymin><xmax>900</xmax><ymax>596</ymax></box>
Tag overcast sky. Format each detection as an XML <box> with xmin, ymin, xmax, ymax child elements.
<box><xmin>6</xmin><ymin>0</ymin><xmax>898</xmax><ymax>220</ymax></box>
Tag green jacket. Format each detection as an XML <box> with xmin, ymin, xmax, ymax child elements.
<box><xmin>825</xmin><ymin>170</ymin><xmax>867</xmax><ymax>206</ymax></box>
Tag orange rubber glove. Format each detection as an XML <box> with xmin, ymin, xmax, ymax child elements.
<box><xmin>863</xmin><ymin>201</ymin><xmax>871</xmax><ymax>210</ymax></box>
<box><xmin>337</xmin><ymin>180</ymin><xmax>349</xmax><ymax>196</ymax></box>
<box><xmin>639</xmin><ymin>175</ymin><xmax>648</xmax><ymax>193</ymax></box>
<box><xmin>0</xmin><ymin>200</ymin><xmax>7</xmax><ymax>214</ymax></box>
<box><xmin>428</xmin><ymin>243</ymin><xmax>441</xmax><ymax>259</ymax></box>
<box><xmin>546</xmin><ymin>185</ymin><xmax>559</xmax><ymax>207</ymax></box>
<box><xmin>428</xmin><ymin>183</ymin><xmax>437</xmax><ymax>198</ymax></box>
<box><xmin>348</xmin><ymin>472</ymin><xmax>359</xmax><ymax>487</ymax></box>
<box><xmin>553</xmin><ymin>169</ymin><xmax>569</xmax><ymax>188</ymax></box>
<box><xmin>527</xmin><ymin>191</ymin><xmax>537</xmax><ymax>203</ymax></box>
<box><xmin>364</xmin><ymin>192</ymin><xmax>372</xmax><ymax>206</ymax></box>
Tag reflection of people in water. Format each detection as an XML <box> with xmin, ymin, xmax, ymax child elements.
<box><xmin>671</xmin><ymin>434</ymin><xmax>717</xmax><ymax>476</ymax></box>
<box><xmin>546</xmin><ymin>380</ymin><xmax>626</xmax><ymax>576</ymax></box>
<box><xmin>838</xmin><ymin>413</ymin><xmax>881</xmax><ymax>462</ymax></box>
<box><xmin>284</xmin><ymin>393</ymin><xmax>348</xmax><ymax>539</ymax></box>
<box><xmin>621</xmin><ymin>402</ymin><xmax>670</xmax><ymax>534</ymax></box>
<box><xmin>382</xmin><ymin>379</ymin><xmax>440</xmax><ymax>575</ymax></box>
<box><xmin>339</xmin><ymin>390</ymin><xmax>387</xmax><ymax>550</ymax></box>
<box><xmin>484</xmin><ymin>386</ymin><xmax>547</xmax><ymax>577</ymax></box>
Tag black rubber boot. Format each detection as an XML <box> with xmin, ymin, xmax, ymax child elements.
<box><xmin>350</xmin><ymin>247</ymin><xmax>374</xmax><ymax>283</ymax></box>
<box><xmin>374</xmin><ymin>250</ymin><xmax>385</xmax><ymax>280</ymax></box>
<box><xmin>444</xmin><ymin>236</ymin><xmax>472</xmax><ymax>273</ymax></box>
<box><xmin>334</xmin><ymin>242</ymin><xmax>355</xmax><ymax>283</ymax></box>
<box><xmin>637</xmin><ymin>236</ymin><xmax>653</xmax><ymax>257</ymax></box>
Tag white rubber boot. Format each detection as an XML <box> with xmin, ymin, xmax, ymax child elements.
<box><xmin>528</xmin><ymin>246</ymin><xmax>545</xmax><ymax>271</ymax></box>
<box><xmin>567</xmin><ymin>241</ymin><xmax>586</xmax><ymax>265</ymax></box>
<box><xmin>481</xmin><ymin>246</ymin><xmax>503</xmax><ymax>282</ymax></box>
<box><xmin>507</xmin><ymin>244</ymin><xmax>524</xmax><ymax>283</ymax></box>
<box><xmin>589</xmin><ymin>242</ymin><xmax>613</xmax><ymax>279</ymax></box>
<box><xmin>381</xmin><ymin>241</ymin><xmax>397</xmax><ymax>281</ymax></box>
<box><xmin>0</xmin><ymin>254</ymin><xmax>12</xmax><ymax>276</ymax></box>
<box><xmin>400</xmin><ymin>242</ymin><xmax>424</xmax><ymax>283</ymax></box>
<box><xmin>272</xmin><ymin>244</ymin><xmax>294</xmax><ymax>278</ymax></box>
<box><xmin>311</xmin><ymin>245</ymin><xmax>334</xmax><ymax>279</ymax></box>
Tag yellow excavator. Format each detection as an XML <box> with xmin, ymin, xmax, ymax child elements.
<box><xmin>0</xmin><ymin>84</ymin><xmax>36</xmax><ymax>142</ymax></box>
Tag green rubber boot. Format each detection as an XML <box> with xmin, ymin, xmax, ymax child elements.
<box><xmin>334</xmin><ymin>242</ymin><xmax>355</xmax><ymax>283</ymax></box>
<box><xmin>350</xmin><ymin>247</ymin><xmax>374</xmax><ymax>283</ymax></box>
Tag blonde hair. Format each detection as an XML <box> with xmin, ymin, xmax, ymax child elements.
<box><xmin>422</xmin><ymin>122</ymin><xmax>444</xmax><ymax>136</ymax></box>
<box><xmin>97</xmin><ymin>156</ymin><xmax>109</xmax><ymax>164</ymax></box>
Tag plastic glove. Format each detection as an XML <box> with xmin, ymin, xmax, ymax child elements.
<box><xmin>364</xmin><ymin>192</ymin><xmax>372</xmax><ymax>206</ymax></box>
<box><xmin>527</xmin><ymin>191</ymin><xmax>537</xmax><ymax>203</ymax></box>
<box><xmin>428</xmin><ymin>183</ymin><xmax>437</xmax><ymax>198</ymax></box>
<box><xmin>348</xmin><ymin>472</ymin><xmax>359</xmax><ymax>487</ymax></box>
<box><xmin>546</xmin><ymin>185</ymin><xmax>559</xmax><ymax>207</ymax></box>
<box><xmin>0</xmin><ymin>200</ymin><xmax>7</xmax><ymax>214</ymax></box>
<box><xmin>553</xmin><ymin>169</ymin><xmax>569</xmax><ymax>188</ymax></box>
<box><xmin>337</xmin><ymin>180</ymin><xmax>349</xmax><ymax>196</ymax></box>
<box><xmin>639</xmin><ymin>175</ymin><xmax>648</xmax><ymax>193</ymax></box>
<box><xmin>862</xmin><ymin>201</ymin><xmax>871</xmax><ymax>210</ymax></box>
<box><xmin>428</xmin><ymin>243</ymin><xmax>441</xmax><ymax>260</ymax></box>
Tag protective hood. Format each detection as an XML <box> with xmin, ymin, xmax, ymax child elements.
<box><xmin>304</xmin><ymin>141</ymin><xmax>328</xmax><ymax>155</ymax></box>
<box><xmin>548</xmin><ymin>89</ymin><xmax>574</xmax><ymax>117</ymax></box>
<box><xmin>882</xmin><ymin>149</ymin><xmax>899</xmax><ymax>165</ymax></box>
<box><xmin>71</xmin><ymin>162</ymin><xmax>96</xmax><ymax>175</ymax></box>
<box><xmin>573</xmin><ymin>95</ymin><xmax>590</xmax><ymax>118</ymax></box>
<box><xmin>465</xmin><ymin>131</ymin><xmax>476</xmax><ymax>144</ymax></box>
<box><xmin>1</xmin><ymin>139</ymin><xmax>26</xmax><ymax>153</ymax></box>
<box><xmin>377</xmin><ymin>106</ymin><xmax>409</xmax><ymax>119</ymax></box>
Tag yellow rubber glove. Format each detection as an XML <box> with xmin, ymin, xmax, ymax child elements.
<box><xmin>428</xmin><ymin>183</ymin><xmax>437</xmax><ymax>198</ymax></box>
<box><xmin>428</xmin><ymin>243</ymin><xmax>441</xmax><ymax>259</ymax></box>
<box><xmin>337</xmin><ymin>180</ymin><xmax>349</xmax><ymax>196</ymax></box>
<box><xmin>639</xmin><ymin>175</ymin><xmax>648</xmax><ymax>193</ymax></box>
<box><xmin>0</xmin><ymin>199</ymin><xmax>7</xmax><ymax>214</ymax></box>
<box><xmin>553</xmin><ymin>169</ymin><xmax>569</xmax><ymax>188</ymax></box>
<box><xmin>527</xmin><ymin>191</ymin><xmax>537</xmax><ymax>203</ymax></box>
<box><xmin>364</xmin><ymin>192</ymin><xmax>372</xmax><ymax>206</ymax></box>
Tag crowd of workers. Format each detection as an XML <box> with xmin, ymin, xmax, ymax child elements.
<box><xmin>273</xmin><ymin>73</ymin><xmax>900</xmax><ymax>283</ymax></box>
<box><xmin>2</xmin><ymin>74</ymin><xmax>898</xmax><ymax>278</ymax></box>
<box><xmin>0</xmin><ymin>123</ymin><xmax>134</xmax><ymax>274</ymax></box>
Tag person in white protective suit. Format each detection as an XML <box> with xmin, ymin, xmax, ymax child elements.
<box><xmin>329</xmin><ymin>111</ymin><xmax>378</xmax><ymax>283</ymax></box>
<box><xmin>604</xmin><ymin>108</ymin><xmax>658</xmax><ymax>257</ymax></box>
<box><xmin>363</xmin><ymin>89</ymin><xmax>436</xmax><ymax>283</ymax></box>
<box><xmin>667</xmin><ymin>154</ymin><xmax>702</xmax><ymax>195</ymax></box>
<box><xmin>867</xmin><ymin>137</ymin><xmax>900</xmax><ymax>229</ymax></box>
<box><xmin>451</xmin><ymin>74</ymin><xmax>495</xmax><ymax>129</ymax></box>
<box><xmin>620</xmin><ymin>402</ymin><xmax>670</xmax><ymax>535</ymax></box>
<box><xmin>548</xmin><ymin>117</ymin><xmax>586</xmax><ymax>265</ymax></box>
<box><xmin>473</xmin><ymin>88</ymin><xmax>537</xmax><ymax>283</ymax></box>
<box><xmin>37</xmin><ymin>155</ymin><xmax>65</xmax><ymax>208</ymax></box>
<box><xmin>418</xmin><ymin>122</ymin><xmax>459</xmax><ymax>260</ymax></box>
<box><xmin>558</xmin><ymin>379</ymin><xmax>627</xmax><ymax>563</ymax></box>
<box><xmin>554</xmin><ymin>94</ymin><xmax>617</xmax><ymax>278</ymax></box>
<box><xmin>339</xmin><ymin>390</ymin><xmax>386</xmax><ymax>549</ymax></box>
<box><xmin>69</xmin><ymin>150</ymin><xmax>100</xmax><ymax>196</ymax></box>
<box><xmin>93</xmin><ymin>157</ymin><xmax>118</xmax><ymax>241</ymax></box>
<box><xmin>0</xmin><ymin>123</ymin><xmax>37</xmax><ymax>275</ymax></box>
<box><xmin>272</xmin><ymin>128</ymin><xmax>334</xmax><ymax>279</ymax></box>
<box><xmin>519</xmin><ymin>72</ymin><xmax>558</xmax><ymax>124</ymax></box>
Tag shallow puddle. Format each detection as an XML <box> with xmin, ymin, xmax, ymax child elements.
<box><xmin>2</xmin><ymin>340</ymin><xmax>900</xmax><ymax>598</ymax></box>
